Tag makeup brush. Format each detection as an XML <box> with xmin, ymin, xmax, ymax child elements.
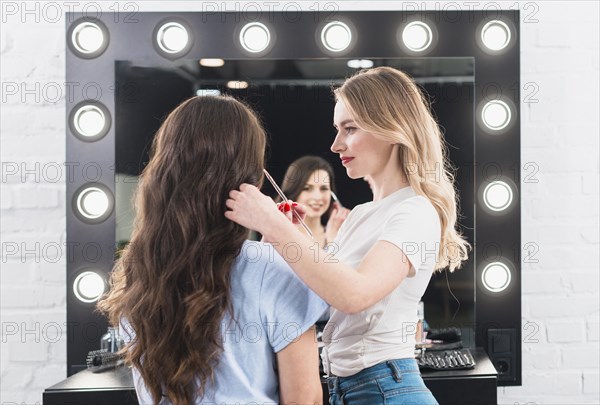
<box><xmin>263</xmin><ymin>169</ymin><xmax>314</xmax><ymax>239</ymax></box>
<box><xmin>330</xmin><ymin>191</ymin><xmax>341</xmax><ymax>206</ymax></box>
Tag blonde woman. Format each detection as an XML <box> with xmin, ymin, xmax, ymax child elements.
<box><xmin>225</xmin><ymin>67</ymin><xmax>470</xmax><ymax>404</ymax></box>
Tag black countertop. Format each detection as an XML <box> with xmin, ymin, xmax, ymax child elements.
<box><xmin>44</xmin><ymin>348</ymin><xmax>497</xmax><ymax>405</ymax></box>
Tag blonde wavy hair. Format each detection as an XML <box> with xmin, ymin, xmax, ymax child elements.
<box><xmin>334</xmin><ymin>66</ymin><xmax>471</xmax><ymax>272</ymax></box>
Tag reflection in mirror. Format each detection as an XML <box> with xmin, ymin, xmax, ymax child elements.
<box><xmin>115</xmin><ymin>58</ymin><xmax>475</xmax><ymax>340</ymax></box>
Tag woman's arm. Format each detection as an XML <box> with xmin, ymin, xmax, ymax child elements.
<box><xmin>225</xmin><ymin>184</ymin><xmax>411</xmax><ymax>313</ymax></box>
<box><xmin>264</xmin><ymin>213</ymin><xmax>411</xmax><ymax>314</ymax></box>
<box><xmin>276</xmin><ymin>326</ymin><xmax>323</xmax><ymax>405</ymax></box>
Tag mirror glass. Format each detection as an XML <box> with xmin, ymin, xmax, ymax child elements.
<box><xmin>114</xmin><ymin>57</ymin><xmax>475</xmax><ymax>341</ymax></box>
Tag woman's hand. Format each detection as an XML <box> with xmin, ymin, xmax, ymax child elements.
<box><xmin>325</xmin><ymin>202</ymin><xmax>350</xmax><ymax>243</ymax></box>
<box><xmin>224</xmin><ymin>184</ymin><xmax>307</xmax><ymax>236</ymax></box>
<box><xmin>276</xmin><ymin>201</ymin><xmax>308</xmax><ymax>225</ymax></box>
<box><xmin>225</xmin><ymin>184</ymin><xmax>279</xmax><ymax>235</ymax></box>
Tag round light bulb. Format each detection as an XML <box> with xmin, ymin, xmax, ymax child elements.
<box><xmin>482</xmin><ymin>262</ymin><xmax>512</xmax><ymax>292</ymax></box>
<box><xmin>73</xmin><ymin>271</ymin><xmax>105</xmax><ymax>303</ymax></box>
<box><xmin>77</xmin><ymin>187</ymin><xmax>110</xmax><ymax>219</ymax></box>
<box><xmin>239</xmin><ymin>22</ymin><xmax>271</xmax><ymax>53</ymax></box>
<box><xmin>71</xmin><ymin>22</ymin><xmax>104</xmax><ymax>54</ymax></box>
<box><xmin>482</xmin><ymin>100</ymin><xmax>512</xmax><ymax>131</ymax></box>
<box><xmin>483</xmin><ymin>181</ymin><xmax>513</xmax><ymax>212</ymax></box>
<box><xmin>73</xmin><ymin>105</ymin><xmax>105</xmax><ymax>138</ymax></box>
<box><xmin>157</xmin><ymin>22</ymin><xmax>189</xmax><ymax>54</ymax></box>
<box><xmin>402</xmin><ymin>21</ymin><xmax>433</xmax><ymax>52</ymax></box>
<box><xmin>481</xmin><ymin>20</ymin><xmax>511</xmax><ymax>51</ymax></box>
<box><xmin>321</xmin><ymin>21</ymin><xmax>352</xmax><ymax>53</ymax></box>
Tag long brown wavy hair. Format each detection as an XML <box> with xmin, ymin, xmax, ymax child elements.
<box><xmin>97</xmin><ymin>95</ymin><xmax>266</xmax><ymax>404</ymax></box>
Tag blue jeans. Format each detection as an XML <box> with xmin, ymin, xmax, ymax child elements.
<box><xmin>327</xmin><ymin>359</ymin><xmax>439</xmax><ymax>405</ymax></box>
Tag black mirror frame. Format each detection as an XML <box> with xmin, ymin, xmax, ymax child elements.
<box><xmin>66</xmin><ymin>10</ymin><xmax>521</xmax><ymax>385</ymax></box>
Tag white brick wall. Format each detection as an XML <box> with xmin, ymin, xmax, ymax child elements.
<box><xmin>497</xmin><ymin>1</ymin><xmax>600</xmax><ymax>404</ymax></box>
<box><xmin>1</xmin><ymin>1</ymin><xmax>598</xmax><ymax>404</ymax></box>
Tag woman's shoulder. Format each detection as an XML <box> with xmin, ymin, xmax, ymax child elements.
<box><xmin>236</xmin><ymin>240</ymin><xmax>288</xmax><ymax>263</ymax></box>
<box><xmin>367</xmin><ymin>188</ymin><xmax>436</xmax><ymax>215</ymax></box>
<box><xmin>399</xmin><ymin>193</ymin><xmax>437</xmax><ymax>212</ymax></box>
<box><xmin>382</xmin><ymin>192</ymin><xmax>440</xmax><ymax>228</ymax></box>
<box><xmin>233</xmin><ymin>240</ymin><xmax>294</xmax><ymax>279</ymax></box>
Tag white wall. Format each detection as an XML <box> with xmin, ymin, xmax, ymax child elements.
<box><xmin>115</xmin><ymin>174</ymin><xmax>138</xmax><ymax>243</ymax></box>
<box><xmin>1</xmin><ymin>1</ymin><xmax>598</xmax><ymax>404</ymax></box>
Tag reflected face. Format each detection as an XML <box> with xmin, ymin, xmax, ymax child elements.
<box><xmin>331</xmin><ymin>100</ymin><xmax>394</xmax><ymax>180</ymax></box>
<box><xmin>295</xmin><ymin>169</ymin><xmax>332</xmax><ymax>220</ymax></box>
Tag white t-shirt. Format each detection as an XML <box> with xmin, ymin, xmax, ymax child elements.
<box><xmin>321</xmin><ymin>186</ymin><xmax>441</xmax><ymax>377</ymax></box>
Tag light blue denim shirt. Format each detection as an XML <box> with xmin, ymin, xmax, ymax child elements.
<box><xmin>120</xmin><ymin>240</ymin><xmax>328</xmax><ymax>404</ymax></box>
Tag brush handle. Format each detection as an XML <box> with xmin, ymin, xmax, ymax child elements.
<box><xmin>263</xmin><ymin>169</ymin><xmax>313</xmax><ymax>238</ymax></box>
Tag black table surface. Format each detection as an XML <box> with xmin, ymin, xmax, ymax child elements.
<box><xmin>45</xmin><ymin>347</ymin><xmax>496</xmax><ymax>392</ymax></box>
<box><xmin>420</xmin><ymin>347</ymin><xmax>497</xmax><ymax>379</ymax></box>
<box><xmin>45</xmin><ymin>364</ymin><xmax>134</xmax><ymax>392</ymax></box>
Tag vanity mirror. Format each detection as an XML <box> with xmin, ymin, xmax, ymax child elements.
<box><xmin>66</xmin><ymin>9</ymin><xmax>521</xmax><ymax>385</ymax></box>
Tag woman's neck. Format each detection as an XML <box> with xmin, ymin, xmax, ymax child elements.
<box><xmin>370</xmin><ymin>176</ymin><xmax>410</xmax><ymax>202</ymax></box>
<box><xmin>370</xmin><ymin>146</ymin><xmax>411</xmax><ymax>201</ymax></box>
